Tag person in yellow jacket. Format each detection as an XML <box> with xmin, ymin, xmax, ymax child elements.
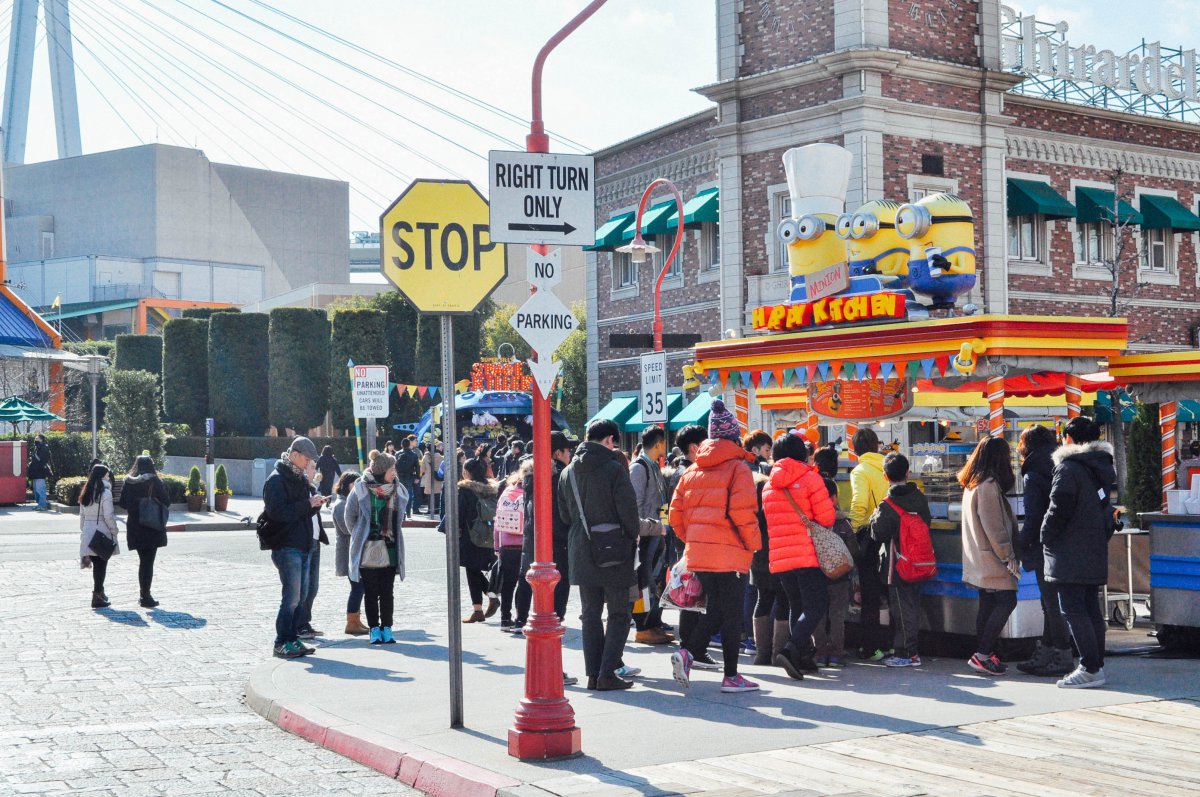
<box><xmin>848</xmin><ymin>428</ymin><xmax>891</xmax><ymax>660</ymax></box>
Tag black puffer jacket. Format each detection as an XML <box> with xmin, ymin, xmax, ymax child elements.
<box><xmin>262</xmin><ymin>460</ymin><xmax>320</xmax><ymax>552</ymax></box>
<box><xmin>119</xmin><ymin>473</ymin><xmax>171</xmax><ymax>550</ymax></box>
<box><xmin>557</xmin><ymin>442</ymin><xmax>639</xmax><ymax>590</ymax></box>
<box><xmin>1016</xmin><ymin>443</ymin><xmax>1056</xmax><ymax>571</ymax></box>
<box><xmin>1041</xmin><ymin>441</ymin><xmax>1117</xmax><ymax>585</ymax></box>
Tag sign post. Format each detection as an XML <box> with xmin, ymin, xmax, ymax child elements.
<box><xmin>639</xmin><ymin>351</ymin><xmax>668</xmax><ymax>425</ymax></box>
<box><xmin>352</xmin><ymin>364</ymin><xmax>390</xmax><ymax>455</ymax></box>
<box><xmin>380</xmin><ymin>179</ymin><xmax>507</xmax><ymax>729</ymax></box>
<box><xmin>204</xmin><ymin>417</ymin><xmax>215</xmax><ymax>512</ymax></box>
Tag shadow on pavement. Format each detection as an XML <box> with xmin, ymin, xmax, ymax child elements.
<box><xmin>301</xmin><ymin>655</ymin><xmax>414</xmax><ymax>683</ymax></box>
<box><xmin>95</xmin><ymin>608</ymin><xmax>149</xmax><ymax>627</ymax></box>
<box><xmin>148</xmin><ymin>608</ymin><xmax>208</xmax><ymax>629</ymax></box>
<box><xmin>372</xmin><ymin>640</ymin><xmax>526</xmax><ymax>675</ymax></box>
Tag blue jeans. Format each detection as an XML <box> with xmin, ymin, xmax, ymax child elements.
<box><xmin>32</xmin><ymin>479</ymin><xmax>47</xmax><ymax>509</ymax></box>
<box><xmin>295</xmin><ymin>545</ymin><xmax>321</xmax><ymax>633</ymax></box>
<box><xmin>347</xmin><ymin>578</ymin><xmax>364</xmax><ymax>614</ymax></box>
<box><xmin>272</xmin><ymin>546</ymin><xmax>313</xmax><ymax>645</ymax></box>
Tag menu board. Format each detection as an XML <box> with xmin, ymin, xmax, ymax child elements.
<box><xmin>809</xmin><ymin>378</ymin><xmax>912</xmax><ymax>421</ymax></box>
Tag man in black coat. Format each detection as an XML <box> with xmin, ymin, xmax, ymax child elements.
<box><xmin>263</xmin><ymin>436</ymin><xmax>327</xmax><ymax>659</ymax></box>
<box><xmin>558</xmin><ymin>419</ymin><xmax>640</xmax><ymax>691</ymax></box>
<box><xmin>395</xmin><ymin>438</ymin><xmax>421</xmax><ymax>517</ymax></box>
<box><xmin>1040</xmin><ymin>416</ymin><xmax>1117</xmax><ymax>689</ymax></box>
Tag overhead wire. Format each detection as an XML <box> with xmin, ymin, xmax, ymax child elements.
<box><xmin>242</xmin><ymin>0</ymin><xmax>592</xmax><ymax>153</ymax></box>
<box><xmin>135</xmin><ymin>0</ymin><xmax>466</xmax><ymax>178</ymax></box>
<box><xmin>95</xmin><ymin>0</ymin><xmax>407</xmax><ymax>207</ymax></box>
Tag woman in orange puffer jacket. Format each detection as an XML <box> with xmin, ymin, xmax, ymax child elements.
<box><xmin>761</xmin><ymin>432</ymin><xmax>837</xmax><ymax>680</ymax></box>
<box><xmin>667</xmin><ymin>400</ymin><xmax>762</xmax><ymax>693</ymax></box>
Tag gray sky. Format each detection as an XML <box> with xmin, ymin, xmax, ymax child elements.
<box><xmin>7</xmin><ymin>1</ymin><xmax>1197</xmax><ymax>229</ymax></box>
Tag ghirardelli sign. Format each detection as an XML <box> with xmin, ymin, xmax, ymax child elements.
<box><xmin>1001</xmin><ymin>5</ymin><xmax>1199</xmax><ymax>103</ymax></box>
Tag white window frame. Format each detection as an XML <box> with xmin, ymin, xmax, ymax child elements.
<box><xmin>658</xmin><ymin>229</ymin><xmax>684</xmax><ymax>285</ymax></box>
<box><xmin>767</xmin><ymin>184</ymin><xmax>790</xmax><ymax>274</ymax></box>
<box><xmin>701</xmin><ymin>222</ymin><xmax>720</xmax><ymax>272</ymax></box>
<box><xmin>1007</xmin><ymin>214</ymin><xmax>1042</xmax><ymax>262</ymax></box>
<box><xmin>611</xmin><ymin>250</ymin><xmax>638</xmax><ymax>294</ymax></box>
<box><xmin>1070</xmin><ymin>178</ymin><xmax>1123</xmax><ymax>282</ymax></box>
<box><xmin>906</xmin><ymin>174</ymin><xmax>959</xmax><ymax>202</ymax></box>
<box><xmin>1135</xmin><ymin>187</ymin><xmax>1180</xmax><ymax>287</ymax></box>
<box><xmin>1005</xmin><ymin>172</ymin><xmax>1057</xmax><ymax>278</ymax></box>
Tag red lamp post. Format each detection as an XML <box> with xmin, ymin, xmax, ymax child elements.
<box><xmin>507</xmin><ymin>0</ymin><xmax>609</xmax><ymax>761</ymax></box>
<box><xmin>616</xmin><ymin>179</ymin><xmax>686</xmax><ymax>356</ymax></box>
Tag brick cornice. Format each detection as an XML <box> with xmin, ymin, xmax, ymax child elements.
<box><xmin>595</xmin><ymin>145</ymin><xmax>720</xmax><ymax>206</ymax></box>
<box><xmin>1007</xmin><ymin>94</ymin><xmax>1200</xmax><ymax>139</ymax></box>
<box><xmin>1006</xmin><ymin>131</ymin><xmax>1200</xmax><ymax>181</ymax></box>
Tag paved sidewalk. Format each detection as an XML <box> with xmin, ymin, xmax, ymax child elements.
<box><xmin>245</xmin><ymin>532</ymin><xmax>1200</xmax><ymax>796</ymax></box>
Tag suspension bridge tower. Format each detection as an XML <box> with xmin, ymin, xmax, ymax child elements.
<box><xmin>2</xmin><ymin>0</ymin><xmax>81</xmax><ymax>163</ymax></box>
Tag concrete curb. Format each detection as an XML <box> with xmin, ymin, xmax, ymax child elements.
<box><xmin>245</xmin><ymin>657</ymin><xmax>522</xmax><ymax>797</ymax></box>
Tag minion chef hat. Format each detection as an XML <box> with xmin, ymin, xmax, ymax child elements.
<box><xmin>781</xmin><ymin>143</ymin><xmax>854</xmax><ymax>218</ymax></box>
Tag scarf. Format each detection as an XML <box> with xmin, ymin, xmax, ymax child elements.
<box><xmin>365</xmin><ymin>477</ymin><xmax>398</xmax><ymax>542</ymax></box>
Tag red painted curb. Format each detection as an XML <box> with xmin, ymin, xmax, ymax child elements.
<box><xmin>276</xmin><ymin>707</ymin><xmax>329</xmax><ymax>747</ymax></box>
<box><xmin>323</xmin><ymin>727</ymin><xmax>405</xmax><ymax>779</ymax></box>
<box><xmin>399</xmin><ymin>749</ymin><xmax>519</xmax><ymax>797</ymax></box>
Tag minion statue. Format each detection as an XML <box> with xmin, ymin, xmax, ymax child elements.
<box><xmin>778</xmin><ymin>143</ymin><xmax>853</xmax><ymax>302</ymax></box>
<box><xmin>837</xmin><ymin>199</ymin><xmax>911</xmax><ymax>288</ymax></box>
<box><xmin>896</xmin><ymin>193</ymin><xmax>978</xmax><ymax>308</ymax></box>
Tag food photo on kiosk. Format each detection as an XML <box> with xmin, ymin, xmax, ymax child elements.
<box><xmin>677</xmin><ymin>142</ymin><xmax>1200</xmax><ymax>664</ymax></box>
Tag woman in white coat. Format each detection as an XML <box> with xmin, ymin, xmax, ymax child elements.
<box><xmin>79</xmin><ymin>464</ymin><xmax>120</xmax><ymax>608</ymax></box>
<box><xmin>420</xmin><ymin>445</ymin><xmax>444</xmax><ymax>516</ymax></box>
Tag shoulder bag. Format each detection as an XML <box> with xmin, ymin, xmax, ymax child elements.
<box><xmin>138</xmin><ymin>488</ymin><xmax>169</xmax><ymax>533</ymax></box>
<box><xmin>87</xmin><ymin>497</ymin><xmax>117</xmax><ymax>560</ymax></box>
<box><xmin>567</xmin><ymin>468</ymin><xmax>629</xmax><ymax>569</ymax></box>
<box><xmin>783</xmin><ymin>488</ymin><xmax>853</xmax><ymax>580</ymax></box>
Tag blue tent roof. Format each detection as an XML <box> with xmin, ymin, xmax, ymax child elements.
<box><xmin>0</xmin><ymin>294</ymin><xmax>52</xmax><ymax>347</ymax></box>
<box><xmin>405</xmin><ymin>391</ymin><xmax>571</xmax><ymax>442</ymax></box>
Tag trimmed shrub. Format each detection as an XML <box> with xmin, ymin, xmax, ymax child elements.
<box><xmin>166</xmin><ymin>435</ymin><xmax>358</xmax><ymax>462</ymax></box>
<box><xmin>209</xmin><ymin>313</ymin><xmax>270</xmax><ymax>436</ymax></box>
<box><xmin>162</xmin><ymin>318</ymin><xmax>209</xmax><ymax>433</ymax></box>
<box><xmin>101</xmin><ymin>370</ymin><xmax>166</xmax><ymax>472</ymax></box>
<box><xmin>64</xmin><ymin>340</ymin><xmax>115</xmax><ymax>359</ymax></box>
<box><xmin>214</xmin><ymin>464</ymin><xmax>231</xmax><ymax>495</ymax></box>
<box><xmin>269</xmin><ymin>308</ymin><xmax>330</xmax><ymax>433</ymax></box>
<box><xmin>329</xmin><ymin>309</ymin><xmax>387</xmax><ymax>431</ymax></box>
<box><xmin>20</xmin><ymin>432</ymin><xmax>98</xmax><ymax>489</ymax></box>
<box><xmin>56</xmin><ymin>475</ymin><xmax>187</xmax><ymax>506</ymax></box>
<box><xmin>186</xmin><ymin>465</ymin><xmax>204</xmax><ymax>496</ymax></box>
<box><xmin>114</xmin><ymin>334</ymin><xmax>163</xmax><ymax>378</ymax></box>
<box><xmin>1126</xmin><ymin>402</ymin><xmax>1161</xmax><ymax>520</ymax></box>
<box><xmin>182</xmin><ymin>307</ymin><xmax>240</xmax><ymax>320</ymax></box>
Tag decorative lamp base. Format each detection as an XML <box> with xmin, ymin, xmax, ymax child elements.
<box><xmin>508</xmin><ymin>726</ymin><xmax>582</xmax><ymax>760</ymax></box>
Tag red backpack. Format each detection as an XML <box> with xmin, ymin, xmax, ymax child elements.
<box><xmin>883</xmin><ymin>498</ymin><xmax>937</xmax><ymax>582</ymax></box>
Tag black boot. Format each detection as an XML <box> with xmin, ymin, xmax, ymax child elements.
<box><xmin>91</xmin><ymin>591</ymin><xmax>110</xmax><ymax>608</ymax></box>
<box><xmin>774</xmin><ymin>644</ymin><xmax>805</xmax><ymax>680</ymax></box>
<box><xmin>140</xmin><ymin>594</ymin><xmax>159</xmax><ymax>608</ymax></box>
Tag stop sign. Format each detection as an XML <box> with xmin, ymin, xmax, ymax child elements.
<box><xmin>379</xmin><ymin>180</ymin><xmax>508</xmax><ymax>314</ymax></box>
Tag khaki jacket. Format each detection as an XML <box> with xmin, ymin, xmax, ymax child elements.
<box><xmin>961</xmin><ymin>478</ymin><xmax>1018</xmax><ymax>591</ymax></box>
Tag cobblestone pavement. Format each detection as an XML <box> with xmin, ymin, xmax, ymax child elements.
<box><xmin>0</xmin><ymin>519</ymin><xmax>418</xmax><ymax>796</ymax></box>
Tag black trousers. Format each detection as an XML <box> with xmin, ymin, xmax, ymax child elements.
<box><xmin>1035</xmin><ymin>567</ymin><xmax>1072</xmax><ymax>649</ymax></box>
<box><xmin>137</xmin><ymin>547</ymin><xmax>157</xmax><ymax>596</ymax></box>
<box><xmin>91</xmin><ymin>556</ymin><xmax>108</xmax><ymax>592</ymax></box>
<box><xmin>361</xmin><ymin>567</ymin><xmax>396</xmax><ymax>628</ymax></box>
<box><xmin>975</xmin><ymin>588</ymin><xmax>1017</xmax><ymax>657</ymax></box>
<box><xmin>1058</xmin><ymin>583</ymin><xmax>1105</xmax><ymax>673</ymax></box>
<box><xmin>497</xmin><ymin>548</ymin><xmax>522</xmax><ymax>623</ymax></box>
<box><xmin>856</xmin><ymin>539</ymin><xmax>887</xmax><ymax>651</ymax></box>
<box><xmin>514</xmin><ymin>543</ymin><xmax>570</xmax><ymax>625</ymax></box>
<box><xmin>464</xmin><ymin>567</ymin><xmax>488</xmax><ymax>606</ymax></box>
<box><xmin>687</xmin><ymin>571</ymin><xmax>745</xmax><ymax>677</ymax></box>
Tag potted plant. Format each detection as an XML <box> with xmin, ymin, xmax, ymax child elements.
<box><xmin>185</xmin><ymin>465</ymin><xmax>206</xmax><ymax>512</ymax></box>
<box><xmin>213</xmin><ymin>464</ymin><xmax>232</xmax><ymax>512</ymax></box>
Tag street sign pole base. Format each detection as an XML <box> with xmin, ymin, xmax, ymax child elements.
<box><xmin>508</xmin><ymin>725</ymin><xmax>582</xmax><ymax>761</ymax></box>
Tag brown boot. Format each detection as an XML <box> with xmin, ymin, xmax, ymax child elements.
<box><xmin>772</xmin><ymin>620</ymin><xmax>791</xmax><ymax>666</ymax></box>
<box><xmin>344</xmin><ymin>612</ymin><xmax>369</xmax><ymax>636</ymax></box>
<box><xmin>752</xmin><ymin>616</ymin><xmax>773</xmax><ymax>666</ymax></box>
<box><xmin>463</xmin><ymin>609</ymin><xmax>486</xmax><ymax>623</ymax></box>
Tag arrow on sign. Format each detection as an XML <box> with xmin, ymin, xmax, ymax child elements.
<box><xmin>507</xmin><ymin>222</ymin><xmax>577</xmax><ymax>235</ymax></box>
<box><xmin>527</xmin><ymin>357</ymin><xmax>561</xmax><ymax>398</ymax></box>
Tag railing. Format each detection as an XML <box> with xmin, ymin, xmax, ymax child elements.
<box><xmin>91</xmin><ymin>284</ymin><xmax>167</xmax><ymax>302</ymax></box>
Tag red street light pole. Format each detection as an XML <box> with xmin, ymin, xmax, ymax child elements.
<box><xmin>508</xmin><ymin>0</ymin><xmax>608</xmax><ymax>761</ymax></box>
<box><xmin>616</xmin><ymin>179</ymin><xmax>685</xmax><ymax>355</ymax></box>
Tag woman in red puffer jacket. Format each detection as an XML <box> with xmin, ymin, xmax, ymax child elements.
<box><xmin>761</xmin><ymin>432</ymin><xmax>836</xmax><ymax>680</ymax></box>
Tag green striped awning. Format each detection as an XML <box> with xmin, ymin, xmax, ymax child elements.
<box><xmin>585</xmin><ymin>212</ymin><xmax>636</xmax><ymax>252</ymax></box>
<box><xmin>682</xmin><ymin>188</ymin><xmax>719</xmax><ymax>227</ymax></box>
<box><xmin>1075</xmin><ymin>187</ymin><xmax>1142</xmax><ymax>226</ymax></box>
<box><xmin>623</xmin><ymin>393</ymin><xmax>684</xmax><ymax>432</ymax></box>
<box><xmin>668</xmin><ymin>392</ymin><xmax>714</xmax><ymax>430</ymax></box>
<box><xmin>1006</xmin><ymin>179</ymin><xmax>1075</xmax><ymax>220</ymax></box>
<box><xmin>1139</xmin><ymin>195</ymin><xmax>1200</xmax><ymax>231</ymax></box>
<box><xmin>588</xmin><ymin>395</ymin><xmax>638</xmax><ymax>426</ymax></box>
<box><xmin>623</xmin><ymin>200</ymin><xmax>680</xmax><ymax>241</ymax></box>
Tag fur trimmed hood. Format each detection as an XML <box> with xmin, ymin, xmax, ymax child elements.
<box><xmin>1052</xmin><ymin>440</ymin><xmax>1116</xmax><ymax>495</ymax></box>
<box><xmin>457</xmin><ymin>478</ymin><xmax>499</xmax><ymax>498</ymax></box>
<box><xmin>1052</xmin><ymin>440</ymin><xmax>1113</xmax><ymax>466</ymax></box>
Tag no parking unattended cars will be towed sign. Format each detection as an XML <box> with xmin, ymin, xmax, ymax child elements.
<box><xmin>488</xmin><ymin>150</ymin><xmax>595</xmax><ymax>247</ymax></box>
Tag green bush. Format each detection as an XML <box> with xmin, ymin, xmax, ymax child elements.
<box><xmin>269</xmin><ymin>308</ymin><xmax>330</xmax><ymax>433</ymax></box>
<box><xmin>114</xmin><ymin>334</ymin><xmax>163</xmax><ymax>378</ymax></box>
<box><xmin>161</xmin><ymin>474</ymin><xmax>188</xmax><ymax>503</ymax></box>
<box><xmin>64</xmin><ymin>340</ymin><xmax>115</xmax><ymax>359</ymax></box>
<box><xmin>162</xmin><ymin>318</ymin><xmax>209</xmax><ymax>432</ymax></box>
<box><xmin>329</xmin><ymin>309</ymin><xmax>388</xmax><ymax>431</ymax></box>
<box><xmin>20</xmin><ymin>432</ymin><xmax>98</xmax><ymax>487</ymax></box>
<box><xmin>1126</xmin><ymin>402</ymin><xmax>1162</xmax><ymax>520</ymax></box>
<box><xmin>55</xmin><ymin>474</ymin><xmax>187</xmax><ymax>506</ymax></box>
<box><xmin>101</xmin><ymin>370</ymin><xmax>166</xmax><ymax>472</ymax></box>
<box><xmin>182</xmin><ymin>307</ymin><xmax>240</xmax><ymax>320</ymax></box>
<box><xmin>214</xmin><ymin>464</ymin><xmax>231</xmax><ymax>495</ymax></box>
<box><xmin>166</xmin><ymin>435</ymin><xmax>358</xmax><ymax>462</ymax></box>
<box><xmin>209</xmin><ymin>313</ymin><xmax>270</xmax><ymax>435</ymax></box>
<box><xmin>186</xmin><ymin>465</ymin><xmax>204</xmax><ymax>496</ymax></box>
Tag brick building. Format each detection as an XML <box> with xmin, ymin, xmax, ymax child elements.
<box><xmin>585</xmin><ymin>0</ymin><xmax>1200</xmax><ymax>427</ymax></box>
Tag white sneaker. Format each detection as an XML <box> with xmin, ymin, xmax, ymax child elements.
<box><xmin>614</xmin><ymin>665</ymin><xmax>641</xmax><ymax>679</ymax></box>
<box><xmin>1057</xmin><ymin>665</ymin><xmax>1107</xmax><ymax>689</ymax></box>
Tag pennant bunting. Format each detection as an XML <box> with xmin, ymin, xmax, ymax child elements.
<box><xmin>406</xmin><ymin>385</ymin><xmax>418</xmax><ymax>398</ymax></box>
<box><xmin>827</xmin><ymin>360</ymin><xmax>842</xmax><ymax>381</ymax></box>
<box><xmin>795</xmin><ymin>367</ymin><xmax>808</xmax><ymax>386</ymax></box>
<box><xmin>396</xmin><ymin>384</ymin><xmax>407</xmax><ymax>397</ymax></box>
<box><xmin>773</xmin><ymin>369</ymin><xmax>784</xmax><ymax>388</ymax></box>
<box><xmin>818</xmin><ymin>361</ymin><xmax>831</xmax><ymax>381</ymax></box>
<box><xmin>855</xmin><ymin>362</ymin><xmax>869</xmax><ymax>380</ymax></box>
<box><xmin>739</xmin><ymin>371</ymin><xmax>753</xmax><ymax>388</ymax></box>
<box><xmin>868</xmin><ymin>361</ymin><xmax>882</xmax><ymax>380</ymax></box>
<box><xmin>934</xmin><ymin>356</ymin><xmax>951</xmax><ymax>378</ymax></box>
<box><xmin>417</xmin><ymin>386</ymin><xmax>428</xmax><ymax>398</ymax></box>
<box><xmin>920</xmin><ymin>359</ymin><xmax>935</xmax><ymax>379</ymax></box>
<box><xmin>709</xmin><ymin>370</ymin><xmax>721</xmax><ymax>386</ymax></box>
<box><xmin>760</xmin><ymin>370</ymin><xmax>773</xmax><ymax>388</ymax></box>
<box><xmin>429</xmin><ymin>386</ymin><xmax>439</xmax><ymax>399</ymax></box>
<box><xmin>880</xmin><ymin>362</ymin><xmax>894</xmax><ymax>381</ymax></box>
<box><xmin>842</xmin><ymin>362</ymin><xmax>855</xmax><ymax>381</ymax></box>
<box><xmin>907</xmin><ymin>360</ymin><xmax>922</xmax><ymax>379</ymax></box>
<box><xmin>806</xmin><ymin>364</ymin><xmax>818</xmax><ymax>384</ymax></box>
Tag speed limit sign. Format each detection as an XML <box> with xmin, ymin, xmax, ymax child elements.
<box><xmin>639</xmin><ymin>351</ymin><xmax>668</xmax><ymax>424</ymax></box>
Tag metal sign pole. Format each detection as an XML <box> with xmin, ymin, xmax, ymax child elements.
<box><xmin>440</xmin><ymin>315</ymin><xmax>463</xmax><ymax>728</ymax></box>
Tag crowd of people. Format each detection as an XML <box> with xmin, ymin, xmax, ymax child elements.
<box><xmin>230</xmin><ymin>404</ymin><xmax>1119</xmax><ymax>693</ymax></box>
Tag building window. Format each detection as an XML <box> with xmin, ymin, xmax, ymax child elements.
<box><xmin>772</xmin><ymin>194</ymin><xmax>791</xmax><ymax>273</ymax></box>
<box><xmin>701</xmin><ymin>223</ymin><xmax>720</xmax><ymax>271</ymax></box>
<box><xmin>1078</xmin><ymin>222</ymin><xmax>1112</xmax><ymax>263</ymax></box>
<box><xmin>659</xmin><ymin>233</ymin><xmax>683</xmax><ymax>280</ymax></box>
<box><xmin>613</xmin><ymin>252</ymin><xmax>637</xmax><ymax>289</ymax></box>
<box><xmin>40</xmin><ymin>232</ymin><xmax>54</xmax><ymax>259</ymax></box>
<box><xmin>1007</xmin><ymin>215</ymin><xmax>1040</xmax><ymax>261</ymax></box>
<box><xmin>1142</xmin><ymin>228</ymin><xmax>1174</xmax><ymax>273</ymax></box>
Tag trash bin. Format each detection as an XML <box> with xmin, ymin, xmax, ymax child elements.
<box><xmin>0</xmin><ymin>440</ymin><xmax>27</xmax><ymax>504</ymax></box>
<box><xmin>251</xmin><ymin>458</ymin><xmax>275</xmax><ymax>498</ymax></box>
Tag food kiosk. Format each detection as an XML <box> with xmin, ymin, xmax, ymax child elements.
<box><xmin>682</xmin><ymin>141</ymin><xmax>1130</xmax><ymax>644</ymax></box>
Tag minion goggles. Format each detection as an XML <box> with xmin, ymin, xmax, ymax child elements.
<box><xmin>776</xmin><ymin>215</ymin><xmax>833</xmax><ymax>243</ymax></box>
<box><xmin>894</xmin><ymin>204</ymin><xmax>972</xmax><ymax>239</ymax></box>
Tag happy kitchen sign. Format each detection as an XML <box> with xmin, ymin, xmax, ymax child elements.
<box><xmin>752</xmin><ymin>291</ymin><xmax>907</xmax><ymax>333</ymax></box>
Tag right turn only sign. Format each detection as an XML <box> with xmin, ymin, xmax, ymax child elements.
<box><xmin>488</xmin><ymin>150</ymin><xmax>595</xmax><ymax>247</ymax></box>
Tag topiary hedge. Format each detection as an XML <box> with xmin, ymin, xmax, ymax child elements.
<box><xmin>21</xmin><ymin>432</ymin><xmax>100</xmax><ymax>488</ymax></box>
<box><xmin>166</xmin><ymin>435</ymin><xmax>359</xmax><ymax>462</ymax></box>
<box><xmin>1126</xmin><ymin>401</ymin><xmax>1162</xmax><ymax>520</ymax></box>
<box><xmin>55</xmin><ymin>474</ymin><xmax>188</xmax><ymax>506</ymax></box>
<box><xmin>209</xmin><ymin>313</ymin><xmax>270</xmax><ymax>436</ymax></box>
<box><xmin>101</xmin><ymin>370</ymin><xmax>166</xmax><ymax>472</ymax></box>
<box><xmin>269</xmin><ymin>308</ymin><xmax>330</xmax><ymax>433</ymax></box>
<box><xmin>162</xmin><ymin>318</ymin><xmax>209</xmax><ymax>433</ymax></box>
<box><xmin>64</xmin><ymin>340</ymin><xmax>116</xmax><ymax>359</ymax></box>
<box><xmin>114</xmin><ymin>334</ymin><xmax>163</xmax><ymax>378</ymax></box>
<box><xmin>329</xmin><ymin>309</ymin><xmax>387</xmax><ymax>431</ymax></box>
<box><xmin>182</xmin><ymin>307</ymin><xmax>240</xmax><ymax>320</ymax></box>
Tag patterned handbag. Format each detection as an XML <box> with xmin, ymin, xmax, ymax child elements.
<box><xmin>783</xmin><ymin>489</ymin><xmax>854</xmax><ymax>580</ymax></box>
